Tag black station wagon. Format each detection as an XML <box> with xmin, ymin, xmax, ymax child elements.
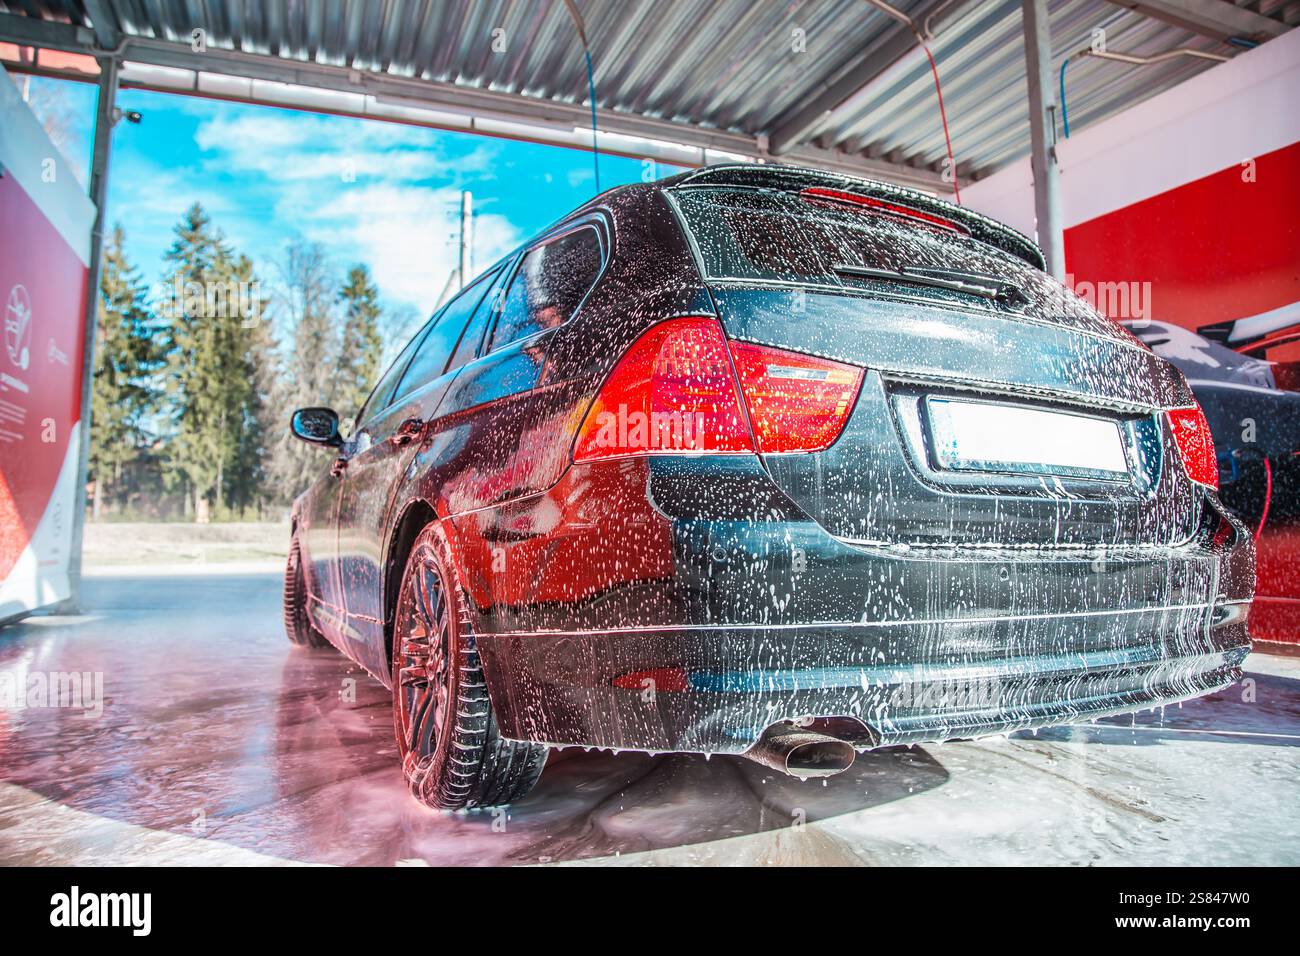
<box><xmin>285</xmin><ymin>164</ymin><xmax>1253</xmax><ymax>809</ymax></box>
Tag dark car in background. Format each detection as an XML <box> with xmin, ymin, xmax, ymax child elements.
<box><xmin>1124</xmin><ymin>318</ymin><xmax>1299</xmax><ymax>644</ymax></box>
<box><xmin>284</xmin><ymin>165</ymin><xmax>1254</xmax><ymax>809</ymax></box>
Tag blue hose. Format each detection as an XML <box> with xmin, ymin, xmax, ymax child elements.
<box><xmin>1059</xmin><ymin>57</ymin><xmax>1071</xmax><ymax>139</ymax></box>
<box><xmin>584</xmin><ymin>47</ymin><xmax>601</xmax><ymax>193</ymax></box>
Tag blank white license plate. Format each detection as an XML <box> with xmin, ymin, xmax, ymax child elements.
<box><xmin>926</xmin><ymin>397</ymin><xmax>1129</xmax><ymax>479</ymax></box>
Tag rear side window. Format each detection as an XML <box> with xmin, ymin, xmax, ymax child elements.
<box><xmin>447</xmin><ymin>264</ymin><xmax>509</xmax><ymax>371</ymax></box>
<box><xmin>356</xmin><ymin>317</ymin><xmax>433</xmax><ymax>425</ymax></box>
<box><xmin>392</xmin><ymin>268</ymin><xmax>497</xmax><ymax>402</ymax></box>
<box><xmin>488</xmin><ymin>226</ymin><xmax>603</xmax><ymax>352</ymax></box>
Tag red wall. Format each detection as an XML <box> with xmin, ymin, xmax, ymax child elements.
<box><xmin>1064</xmin><ymin>140</ymin><xmax>1300</xmax><ymax>333</ymax></box>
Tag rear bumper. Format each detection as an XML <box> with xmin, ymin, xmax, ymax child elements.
<box><xmin>469</xmin><ymin>457</ymin><xmax>1255</xmax><ymax>754</ymax></box>
<box><xmin>479</xmin><ymin>612</ymin><xmax>1249</xmax><ymax>753</ymax></box>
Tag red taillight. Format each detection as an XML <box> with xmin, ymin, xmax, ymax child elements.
<box><xmin>801</xmin><ymin>186</ymin><xmax>967</xmax><ymax>234</ymax></box>
<box><xmin>573</xmin><ymin>317</ymin><xmax>755</xmax><ymax>462</ymax></box>
<box><xmin>728</xmin><ymin>341</ymin><xmax>864</xmax><ymax>453</ymax></box>
<box><xmin>573</xmin><ymin>317</ymin><xmax>864</xmax><ymax>462</ymax></box>
<box><xmin>1166</xmin><ymin>404</ymin><xmax>1218</xmax><ymax>489</ymax></box>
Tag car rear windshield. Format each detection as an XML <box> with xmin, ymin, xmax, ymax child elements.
<box><xmin>669</xmin><ymin>186</ymin><xmax>1028</xmax><ymax>284</ymax></box>
<box><xmin>667</xmin><ymin>185</ymin><xmax>1108</xmax><ymax>329</ymax></box>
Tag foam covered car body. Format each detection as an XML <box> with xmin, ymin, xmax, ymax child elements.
<box><xmin>285</xmin><ymin>165</ymin><xmax>1254</xmax><ymax>808</ymax></box>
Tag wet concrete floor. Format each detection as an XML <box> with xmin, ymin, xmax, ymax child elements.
<box><xmin>1</xmin><ymin>569</ymin><xmax>1297</xmax><ymax>866</ymax></box>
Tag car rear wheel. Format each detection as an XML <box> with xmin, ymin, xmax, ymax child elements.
<box><xmin>392</xmin><ymin>523</ymin><xmax>547</xmax><ymax>810</ymax></box>
<box><xmin>283</xmin><ymin>535</ymin><xmax>332</xmax><ymax>649</ymax></box>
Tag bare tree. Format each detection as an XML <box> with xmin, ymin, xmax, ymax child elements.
<box><xmin>265</xmin><ymin>239</ymin><xmax>342</xmax><ymax>504</ymax></box>
<box><xmin>18</xmin><ymin>76</ymin><xmax>88</xmax><ymax>186</ymax></box>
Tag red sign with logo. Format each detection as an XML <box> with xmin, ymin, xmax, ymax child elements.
<box><xmin>0</xmin><ymin>64</ymin><xmax>94</xmax><ymax>623</ymax></box>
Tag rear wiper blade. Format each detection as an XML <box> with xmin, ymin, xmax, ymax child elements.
<box><xmin>833</xmin><ymin>264</ymin><xmax>1028</xmax><ymax>306</ymax></box>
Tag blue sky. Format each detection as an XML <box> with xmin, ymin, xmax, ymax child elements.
<box><xmin>21</xmin><ymin>73</ymin><xmax>680</xmax><ymax>348</ymax></box>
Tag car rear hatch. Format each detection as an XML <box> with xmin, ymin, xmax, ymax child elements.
<box><xmin>664</xmin><ymin>175</ymin><xmax>1204</xmax><ymax>548</ymax></box>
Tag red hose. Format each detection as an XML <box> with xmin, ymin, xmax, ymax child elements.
<box><xmin>920</xmin><ymin>41</ymin><xmax>961</xmax><ymax>205</ymax></box>
<box><xmin>1256</xmin><ymin>457</ymin><xmax>1272</xmax><ymax>540</ymax></box>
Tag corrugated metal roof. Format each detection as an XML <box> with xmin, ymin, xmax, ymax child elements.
<box><xmin>1</xmin><ymin>0</ymin><xmax>1295</xmax><ymax>180</ymax></box>
<box><xmin>819</xmin><ymin>0</ymin><xmax>1256</xmax><ymax>176</ymax></box>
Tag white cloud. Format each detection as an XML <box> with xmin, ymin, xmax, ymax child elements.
<box><xmin>184</xmin><ymin>105</ymin><xmax>519</xmax><ymax>311</ymax></box>
<box><xmin>194</xmin><ymin>109</ymin><xmax>500</xmax><ymax>184</ymax></box>
<box><xmin>302</xmin><ymin>183</ymin><xmax>522</xmax><ymax>313</ymax></box>
<box><xmin>566</xmin><ymin>166</ymin><xmax>594</xmax><ymax>189</ymax></box>
<box><xmin>110</xmin><ymin>164</ymin><xmax>233</xmax><ymax>219</ymax></box>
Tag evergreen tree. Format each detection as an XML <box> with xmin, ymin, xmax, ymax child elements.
<box><xmin>224</xmin><ymin>253</ymin><xmax>275</xmax><ymax>518</ymax></box>
<box><xmin>89</xmin><ymin>225</ymin><xmax>160</xmax><ymax>516</ymax></box>
<box><xmin>148</xmin><ymin>216</ymin><xmax>389</xmax><ymax>514</ymax></box>
<box><xmin>336</xmin><ymin>264</ymin><xmax>383</xmax><ymax>429</ymax></box>
<box><xmin>159</xmin><ymin>203</ymin><xmax>262</xmax><ymax>521</ymax></box>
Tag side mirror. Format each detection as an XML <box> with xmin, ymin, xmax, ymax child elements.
<box><xmin>290</xmin><ymin>407</ymin><xmax>342</xmax><ymax>447</ymax></box>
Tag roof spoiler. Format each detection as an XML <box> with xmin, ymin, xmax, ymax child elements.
<box><xmin>661</xmin><ymin>164</ymin><xmax>1047</xmax><ymax>272</ymax></box>
<box><xmin>1199</xmin><ymin>301</ymin><xmax>1300</xmax><ymax>348</ymax></box>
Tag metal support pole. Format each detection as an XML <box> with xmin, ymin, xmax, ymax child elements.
<box><xmin>62</xmin><ymin>53</ymin><xmax>118</xmax><ymax>613</ymax></box>
<box><xmin>1021</xmin><ymin>0</ymin><xmax>1065</xmax><ymax>279</ymax></box>
<box><xmin>458</xmin><ymin>190</ymin><xmax>473</xmax><ymax>290</ymax></box>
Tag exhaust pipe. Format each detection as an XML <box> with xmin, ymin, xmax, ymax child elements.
<box><xmin>743</xmin><ymin>723</ymin><xmax>856</xmax><ymax>778</ymax></box>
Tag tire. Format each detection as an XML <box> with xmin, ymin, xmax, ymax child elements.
<box><xmin>392</xmin><ymin>522</ymin><xmax>547</xmax><ymax>810</ymax></box>
<box><xmin>283</xmin><ymin>535</ymin><xmax>332</xmax><ymax>649</ymax></box>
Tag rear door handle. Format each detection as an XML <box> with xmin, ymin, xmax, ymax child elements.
<box><xmin>391</xmin><ymin>417</ymin><xmax>424</xmax><ymax>446</ymax></box>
